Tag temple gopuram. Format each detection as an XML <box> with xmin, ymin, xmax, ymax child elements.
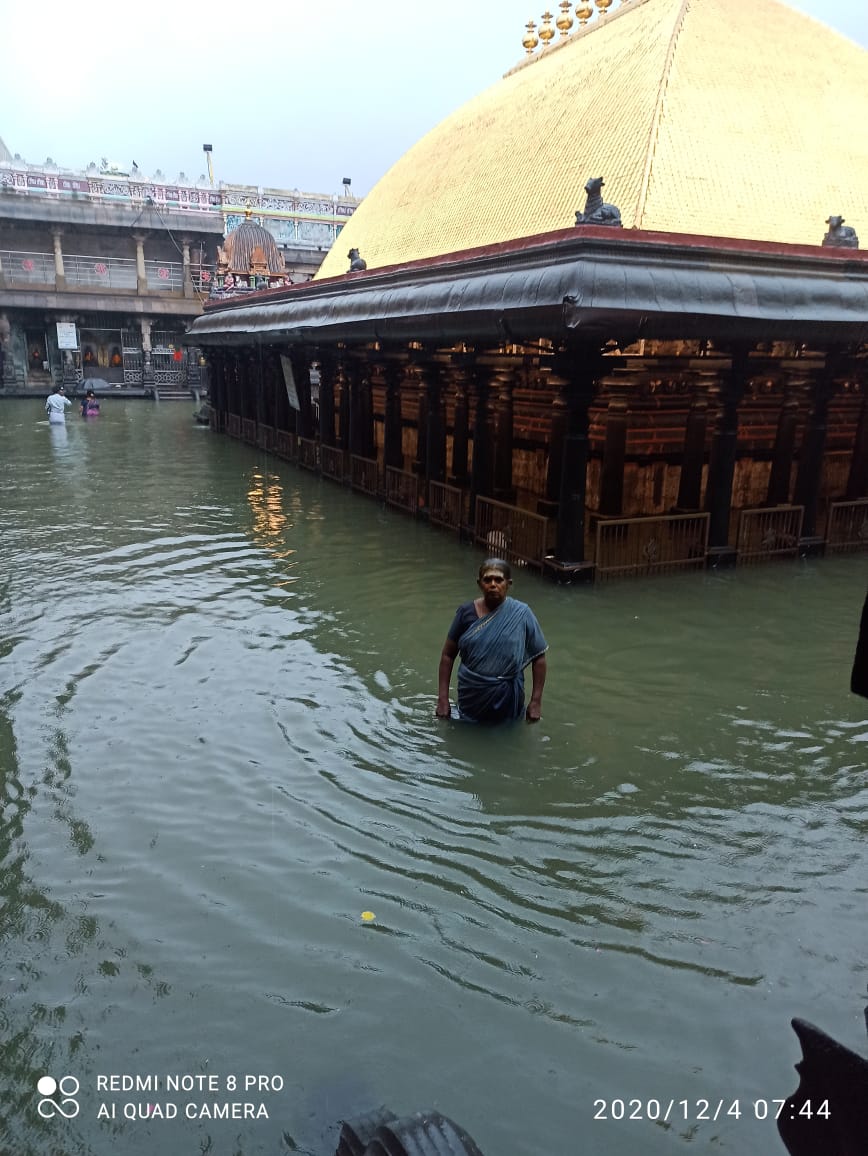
<box><xmin>187</xmin><ymin>0</ymin><xmax>868</xmax><ymax>581</ymax></box>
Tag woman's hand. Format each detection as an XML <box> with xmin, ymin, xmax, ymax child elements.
<box><xmin>525</xmin><ymin>700</ymin><xmax>541</xmax><ymax>723</ymax></box>
<box><xmin>435</xmin><ymin>697</ymin><xmax>452</xmax><ymax>719</ymax></box>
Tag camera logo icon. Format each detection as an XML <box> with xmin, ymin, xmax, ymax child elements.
<box><xmin>37</xmin><ymin>1075</ymin><xmax>80</xmax><ymax>1119</ymax></box>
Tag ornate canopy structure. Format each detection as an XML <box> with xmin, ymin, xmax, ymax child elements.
<box><xmin>217</xmin><ymin>211</ymin><xmax>287</xmax><ymax>287</ymax></box>
<box><xmin>317</xmin><ymin>0</ymin><xmax>868</xmax><ymax>277</ymax></box>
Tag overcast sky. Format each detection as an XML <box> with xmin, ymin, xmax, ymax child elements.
<box><xmin>2</xmin><ymin>0</ymin><xmax>866</xmax><ymax>198</ymax></box>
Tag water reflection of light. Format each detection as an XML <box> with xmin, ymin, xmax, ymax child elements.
<box><xmin>246</xmin><ymin>470</ymin><xmax>296</xmax><ymax>566</ymax></box>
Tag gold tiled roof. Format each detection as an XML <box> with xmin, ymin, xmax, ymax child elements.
<box><xmin>317</xmin><ymin>0</ymin><xmax>868</xmax><ymax>279</ymax></box>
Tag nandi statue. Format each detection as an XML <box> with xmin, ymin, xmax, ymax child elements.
<box><xmin>575</xmin><ymin>176</ymin><xmax>622</xmax><ymax>227</ymax></box>
<box><xmin>822</xmin><ymin>215</ymin><xmax>859</xmax><ymax>249</ymax></box>
<box><xmin>347</xmin><ymin>247</ymin><xmax>368</xmax><ymax>271</ymax></box>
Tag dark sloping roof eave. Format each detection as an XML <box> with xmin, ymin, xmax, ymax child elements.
<box><xmin>186</xmin><ymin>231</ymin><xmax>868</xmax><ymax>348</ymax></box>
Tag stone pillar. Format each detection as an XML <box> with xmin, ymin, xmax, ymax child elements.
<box><xmin>598</xmin><ymin>389</ymin><xmax>629</xmax><ymax>517</ymax></box>
<box><xmin>209</xmin><ymin>349</ymin><xmax>225</xmax><ymax>420</ymax></box>
<box><xmin>704</xmin><ymin>350</ymin><xmax>750</xmax><ymax>552</ymax></box>
<box><xmin>846</xmin><ymin>383</ymin><xmax>868</xmax><ymax>499</ymax></box>
<box><xmin>181</xmin><ymin>238</ymin><xmax>194</xmax><ymax>298</ymax></box>
<box><xmin>676</xmin><ymin>389</ymin><xmax>710</xmax><ymax>511</ymax></box>
<box><xmin>793</xmin><ymin>361</ymin><xmax>837</xmax><ymax>538</ymax></box>
<box><xmin>492</xmin><ymin>365</ymin><xmax>516</xmax><ymax>503</ymax></box>
<box><xmin>448</xmin><ymin>356</ymin><xmax>472</xmax><ymax>486</ymax></box>
<box><xmin>140</xmin><ymin>318</ymin><xmax>153</xmax><ymax>387</ymax></box>
<box><xmin>550</xmin><ymin>347</ymin><xmax>600</xmax><ymax>563</ymax></box>
<box><xmin>318</xmin><ymin>353</ymin><xmax>338</xmax><ymax>447</ymax></box>
<box><xmin>0</xmin><ymin>313</ymin><xmax>10</xmax><ymax>385</ymax></box>
<box><xmin>52</xmin><ymin>229</ymin><xmax>66</xmax><ymax>290</ymax></box>
<box><xmin>382</xmin><ymin>361</ymin><xmax>405</xmax><ymax>471</ymax></box>
<box><xmin>359</xmin><ymin>362</ymin><xmax>376</xmax><ymax>460</ymax></box>
<box><xmin>765</xmin><ymin>382</ymin><xmax>801</xmax><ymax>505</ymax></box>
<box><xmin>133</xmin><ymin>234</ymin><xmax>147</xmax><ymax>294</ymax></box>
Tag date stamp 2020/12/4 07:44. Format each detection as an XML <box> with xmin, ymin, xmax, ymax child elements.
<box><xmin>592</xmin><ymin>1098</ymin><xmax>830</xmax><ymax>1124</ymax></box>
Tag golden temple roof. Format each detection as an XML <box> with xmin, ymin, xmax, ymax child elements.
<box><xmin>317</xmin><ymin>0</ymin><xmax>868</xmax><ymax>278</ymax></box>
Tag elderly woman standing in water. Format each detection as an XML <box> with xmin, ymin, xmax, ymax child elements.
<box><xmin>436</xmin><ymin>558</ymin><xmax>548</xmax><ymax>724</ymax></box>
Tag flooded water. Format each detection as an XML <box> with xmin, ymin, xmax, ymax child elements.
<box><xmin>1</xmin><ymin>398</ymin><xmax>866</xmax><ymax>1156</ymax></box>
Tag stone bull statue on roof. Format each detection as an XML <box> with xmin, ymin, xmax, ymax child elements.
<box><xmin>822</xmin><ymin>215</ymin><xmax>859</xmax><ymax>248</ymax></box>
<box><xmin>575</xmin><ymin>176</ymin><xmax>622</xmax><ymax>227</ymax></box>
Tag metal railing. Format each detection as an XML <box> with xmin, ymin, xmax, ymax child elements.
<box><xmin>736</xmin><ymin>506</ymin><xmax>804</xmax><ymax>565</ymax></box>
<box><xmin>595</xmin><ymin>512</ymin><xmax>710</xmax><ymax>581</ymax></box>
<box><xmin>825</xmin><ymin>499</ymin><xmax>868</xmax><ymax>553</ymax></box>
<box><xmin>385</xmin><ymin>467</ymin><xmax>418</xmax><ymax>515</ymax></box>
<box><xmin>474</xmin><ymin>496</ymin><xmax>550</xmax><ymax>570</ymax></box>
<box><xmin>350</xmin><ymin>454</ymin><xmax>380</xmax><ymax>496</ymax></box>
<box><xmin>0</xmin><ymin>249</ymin><xmax>215</xmax><ymax>293</ymax></box>
<box><xmin>320</xmin><ymin>444</ymin><xmax>346</xmax><ymax>482</ymax></box>
<box><xmin>428</xmin><ymin>482</ymin><xmax>467</xmax><ymax>534</ymax></box>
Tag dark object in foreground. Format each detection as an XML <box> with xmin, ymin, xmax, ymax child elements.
<box><xmin>851</xmin><ymin>590</ymin><xmax>868</xmax><ymax>698</ymax></box>
<box><xmin>336</xmin><ymin>1107</ymin><xmax>483</xmax><ymax>1155</ymax></box>
<box><xmin>777</xmin><ymin>1017</ymin><xmax>868</xmax><ymax>1156</ymax></box>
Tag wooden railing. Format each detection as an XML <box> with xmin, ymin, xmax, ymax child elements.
<box><xmin>385</xmin><ymin>467</ymin><xmax>418</xmax><ymax>514</ymax></box>
<box><xmin>350</xmin><ymin>454</ymin><xmax>380</xmax><ymax>496</ymax></box>
<box><xmin>241</xmin><ymin>418</ymin><xmax>256</xmax><ymax>445</ymax></box>
<box><xmin>473</xmin><ymin>497</ymin><xmax>549</xmax><ymax>570</ymax></box>
<box><xmin>736</xmin><ymin>506</ymin><xmax>803</xmax><ymax>564</ymax></box>
<box><xmin>297</xmin><ymin>437</ymin><xmax>319</xmax><ymax>472</ymax></box>
<box><xmin>275</xmin><ymin>431</ymin><xmax>297</xmax><ymax>461</ymax></box>
<box><xmin>428</xmin><ymin>482</ymin><xmax>466</xmax><ymax>533</ymax></box>
<box><xmin>320</xmin><ymin>444</ymin><xmax>346</xmax><ymax>482</ymax></box>
<box><xmin>256</xmin><ymin>424</ymin><xmax>275</xmax><ymax>452</ymax></box>
<box><xmin>595</xmin><ymin>512</ymin><xmax>710</xmax><ymax>581</ymax></box>
<box><xmin>227</xmin><ymin>413</ymin><xmax>241</xmax><ymax>439</ymax></box>
<box><xmin>825</xmin><ymin>499</ymin><xmax>868</xmax><ymax>553</ymax></box>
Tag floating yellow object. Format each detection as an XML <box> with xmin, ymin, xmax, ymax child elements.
<box><xmin>361</xmin><ymin>911</ymin><xmax>376</xmax><ymax>922</ymax></box>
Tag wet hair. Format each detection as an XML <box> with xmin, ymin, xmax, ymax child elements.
<box><xmin>478</xmin><ymin>557</ymin><xmax>512</xmax><ymax>580</ymax></box>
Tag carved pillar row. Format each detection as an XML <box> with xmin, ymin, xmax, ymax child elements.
<box><xmin>597</xmin><ymin>386</ymin><xmax>629</xmax><ymax>516</ymax></box>
<box><xmin>271</xmin><ymin>347</ymin><xmax>292</xmax><ymax>432</ymax></box>
<box><xmin>766</xmin><ymin>375</ymin><xmax>802</xmax><ymax>505</ymax></box>
<box><xmin>208</xmin><ymin>349</ymin><xmax>224</xmax><ymax>417</ymax></box>
<box><xmin>360</xmin><ymin>360</ymin><xmax>376</xmax><ymax>460</ymax></box>
<box><xmin>704</xmin><ymin>349</ymin><xmax>750</xmax><ymax>551</ymax></box>
<box><xmin>540</xmin><ymin>381</ymin><xmax>568</xmax><ymax>516</ymax></box>
<box><xmin>448</xmin><ymin>356</ymin><xmax>472</xmax><ymax>487</ymax></box>
<box><xmin>382</xmin><ymin>360</ymin><xmax>405</xmax><ymax>470</ymax></box>
<box><xmin>793</xmin><ymin>360</ymin><xmax>838</xmax><ymax>538</ymax></box>
<box><xmin>676</xmin><ymin>383</ymin><xmax>710</xmax><ymax>511</ymax></box>
<box><xmin>845</xmin><ymin>380</ymin><xmax>868</xmax><ymax>499</ymax></box>
<box><xmin>551</xmin><ymin>347</ymin><xmax>600</xmax><ymax>563</ymax></box>
<box><xmin>492</xmin><ymin>364</ymin><xmax>515</xmax><ymax>502</ymax></box>
<box><xmin>335</xmin><ymin>359</ymin><xmax>350</xmax><ymax>450</ymax></box>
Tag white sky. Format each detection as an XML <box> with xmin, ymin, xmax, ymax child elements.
<box><xmin>2</xmin><ymin>0</ymin><xmax>866</xmax><ymax>198</ymax></box>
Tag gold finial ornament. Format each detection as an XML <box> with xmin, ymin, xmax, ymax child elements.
<box><xmin>595</xmin><ymin>0</ymin><xmax>613</xmax><ymax>13</ymax></box>
<box><xmin>575</xmin><ymin>3</ymin><xmax>593</xmax><ymax>25</ymax></box>
<box><xmin>522</xmin><ymin>19</ymin><xmax>539</xmax><ymax>53</ymax></box>
<box><xmin>538</xmin><ymin>11</ymin><xmax>555</xmax><ymax>46</ymax></box>
<box><xmin>556</xmin><ymin>0</ymin><xmax>573</xmax><ymax>37</ymax></box>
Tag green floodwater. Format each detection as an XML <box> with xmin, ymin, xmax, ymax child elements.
<box><xmin>0</xmin><ymin>398</ymin><xmax>866</xmax><ymax>1156</ymax></box>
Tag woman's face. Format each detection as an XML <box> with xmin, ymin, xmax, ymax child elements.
<box><xmin>478</xmin><ymin>568</ymin><xmax>510</xmax><ymax>608</ymax></box>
